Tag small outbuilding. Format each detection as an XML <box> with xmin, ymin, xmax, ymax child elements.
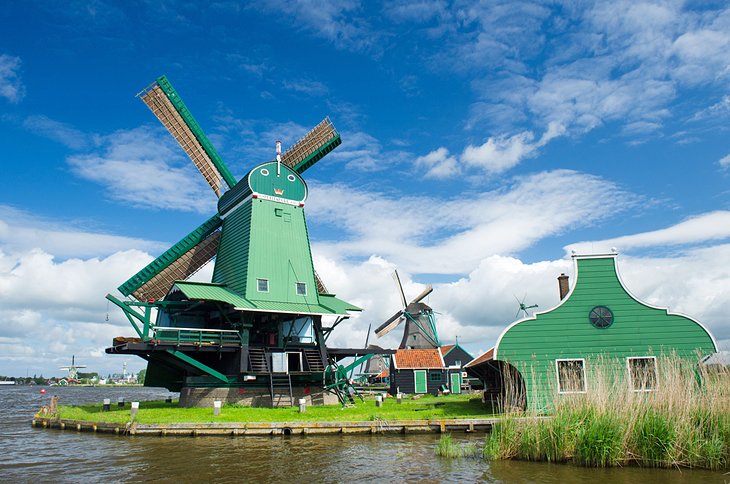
<box><xmin>466</xmin><ymin>253</ymin><xmax>717</xmax><ymax>409</ymax></box>
<box><xmin>389</xmin><ymin>348</ymin><xmax>461</xmax><ymax>395</ymax></box>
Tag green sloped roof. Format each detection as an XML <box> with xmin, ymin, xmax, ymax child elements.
<box><xmin>319</xmin><ymin>294</ymin><xmax>362</xmax><ymax>313</ymax></box>
<box><xmin>171</xmin><ymin>282</ymin><xmax>359</xmax><ymax>316</ymax></box>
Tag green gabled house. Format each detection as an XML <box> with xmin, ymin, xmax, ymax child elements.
<box><xmin>467</xmin><ymin>253</ymin><xmax>717</xmax><ymax>410</ymax></box>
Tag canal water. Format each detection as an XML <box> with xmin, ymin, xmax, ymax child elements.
<box><xmin>1</xmin><ymin>386</ymin><xmax>724</xmax><ymax>482</ymax></box>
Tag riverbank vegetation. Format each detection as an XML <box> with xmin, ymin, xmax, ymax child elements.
<box><xmin>476</xmin><ymin>354</ymin><xmax>730</xmax><ymax>470</ymax></box>
<box><xmin>53</xmin><ymin>393</ymin><xmax>489</xmax><ymax>424</ymax></box>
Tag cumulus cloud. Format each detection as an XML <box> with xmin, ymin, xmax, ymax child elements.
<box><xmin>67</xmin><ymin>127</ymin><xmax>217</xmax><ymax>213</ymax></box>
<box><xmin>308</xmin><ymin>169</ymin><xmax>638</xmax><ymax>274</ymax></box>
<box><xmin>0</xmin><ymin>54</ymin><xmax>24</xmax><ymax>103</ymax></box>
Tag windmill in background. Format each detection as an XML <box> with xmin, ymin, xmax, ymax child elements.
<box><xmin>515</xmin><ymin>295</ymin><xmax>538</xmax><ymax>318</ymax></box>
<box><xmin>59</xmin><ymin>355</ymin><xmax>86</xmax><ymax>384</ymax></box>
<box><xmin>375</xmin><ymin>270</ymin><xmax>440</xmax><ymax>349</ymax></box>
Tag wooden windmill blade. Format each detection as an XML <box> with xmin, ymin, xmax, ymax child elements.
<box><xmin>281</xmin><ymin>117</ymin><xmax>342</xmax><ymax>174</ymax></box>
<box><xmin>118</xmin><ymin>215</ymin><xmax>222</xmax><ymax>301</ymax></box>
<box><xmin>137</xmin><ymin>76</ymin><xmax>238</xmax><ymax>196</ymax></box>
<box><xmin>375</xmin><ymin>310</ymin><xmax>405</xmax><ymax>337</ymax></box>
<box><xmin>410</xmin><ymin>284</ymin><xmax>433</xmax><ymax>305</ymax></box>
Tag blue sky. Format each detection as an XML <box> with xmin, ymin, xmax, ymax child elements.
<box><xmin>1</xmin><ymin>1</ymin><xmax>729</xmax><ymax>377</ymax></box>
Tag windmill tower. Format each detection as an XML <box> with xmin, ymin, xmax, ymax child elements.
<box><xmin>105</xmin><ymin>76</ymin><xmax>380</xmax><ymax>406</ymax></box>
<box><xmin>375</xmin><ymin>270</ymin><xmax>440</xmax><ymax>349</ymax></box>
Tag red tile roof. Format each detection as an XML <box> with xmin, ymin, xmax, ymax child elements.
<box><xmin>464</xmin><ymin>348</ymin><xmax>494</xmax><ymax>368</ymax></box>
<box><xmin>393</xmin><ymin>348</ymin><xmax>445</xmax><ymax>369</ymax></box>
<box><xmin>439</xmin><ymin>344</ymin><xmax>455</xmax><ymax>357</ymax></box>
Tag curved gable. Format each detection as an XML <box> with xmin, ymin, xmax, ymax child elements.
<box><xmin>494</xmin><ymin>254</ymin><xmax>717</xmax><ymax>361</ymax></box>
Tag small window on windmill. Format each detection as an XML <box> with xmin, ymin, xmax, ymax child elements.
<box><xmin>257</xmin><ymin>278</ymin><xmax>269</xmax><ymax>292</ymax></box>
<box><xmin>296</xmin><ymin>282</ymin><xmax>307</xmax><ymax>296</ymax></box>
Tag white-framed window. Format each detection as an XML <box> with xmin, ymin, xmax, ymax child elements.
<box><xmin>556</xmin><ymin>358</ymin><xmax>586</xmax><ymax>394</ymax></box>
<box><xmin>296</xmin><ymin>282</ymin><xmax>307</xmax><ymax>296</ymax></box>
<box><xmin>257</xmin><ymin>278</ymin><xmax>269</xmax><ymax>292</ymax></box>
<box><xmin>627</xmin><ymin>356</ymin><xmax>657</xmax><ymax>392</ymax></box>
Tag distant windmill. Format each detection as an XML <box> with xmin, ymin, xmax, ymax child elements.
<box><xmin>375</xmin><ymin>270</ymin><xmax>440</xmax><ymax>348</ymax></box>
<box><xmin>59</xmin><ymin>355</ymin><xmax>86</xmax><ymax>382</ymax></box>
<box><xmin>515</xmin><ymin>295</ymin><xmax>538</xmax><ymax>318</ymax></box>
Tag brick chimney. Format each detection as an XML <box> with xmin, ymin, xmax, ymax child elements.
<box><xmin>558</xmin><ymin>273</ymin><xmax>569</xmax><ymax>300</ymax></box>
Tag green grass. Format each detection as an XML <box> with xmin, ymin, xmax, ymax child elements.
<box><xmin>54</xmin><ymin>393</ymin><xmax>491</xmax><ymax>424</ymax></box>
<box><xmin>436</xmin><ymin>434</ymin><xmax>481</xmax><ymax>458</ymax></box>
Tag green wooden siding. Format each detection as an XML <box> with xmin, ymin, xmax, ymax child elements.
<box><xmin>495</xmin><ymin>255</ymin><xmax>716</xmax><ymax>409</ymax></box>
<box><xmin>212</xmin><ymin>201</ymin><xmax>253</xmax><ymax>294</ymax></box>
<box><xmin>241</xmin><ymin>199</ymin><xmax>319</xmax><ymax>305</ymax></box>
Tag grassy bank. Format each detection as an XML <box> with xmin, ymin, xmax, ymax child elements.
<box><xmin>475</xmin><ymin>355</ymin><xmax>730</xmax><ymax>470</ymax></box>
<box><xmin>53</xmin><ymin>393</ymin><xmax>490</xmax><ymax>424</ymax></box>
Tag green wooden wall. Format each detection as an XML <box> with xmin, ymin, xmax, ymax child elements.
<box><xmin>494</xmin><ymin>255</ymin><xmax>717</xmax><ymax>409</ymax></box>
<box><xmin>212</xmin><ymin>198</ymin><xmax>319</xmax><ymax>306</ymax></box>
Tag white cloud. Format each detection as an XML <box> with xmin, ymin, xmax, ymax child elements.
<box><xmin>256</xmin><ymin>0</ymin><xmax>383</xmax><ymax>55</ymax></box>
<box><xmin>67</xmin><ymin>127</ymin><xmax>216</xmax><ymax>213</ymax></box>
<box><xmin>0</xmin><ymin>54</ymin><xmax>24</xmax><ymax>103</ymax></box>
<box><xmin>719</xmin><ymin>154</ymin><xmax>730</xmax><ymax>169</ymax></box>
<box><xmin>567</xmin><ymin>211</ymin><xmax>730</xmax><ymax>254</ymax></box>
<box><xmin>0</xmin><ymin>205</ymin><xmax>164</xmax><ymax>259</ymax></box>
<box><xmin>691</xmin><ymin>95</ymin><xmax>730</xmax><ymax>122</ymax></box>
<box><xmin>282</xmin><ymin>79</ymin><xmax>329</xmax><ymax>96</ymax></box>
<box><xmin>414</xmin><ymin>147</ymin><xmax>459</xmax><ymax>178</ymax></box>
<box><xmin>308</xmin><ymin>169</ymin><xmax>637</xmax><ymax>274</ymax></box>
<box><xmin>23</xmin><ymin>115</ymin><xmax>90</xmax><ymax>149</ymax></box>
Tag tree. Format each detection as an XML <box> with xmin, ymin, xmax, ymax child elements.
<box><xmin>137</xmin><ymin>368</ymin><xmax>146</xmax><ymax>384</ymax></box>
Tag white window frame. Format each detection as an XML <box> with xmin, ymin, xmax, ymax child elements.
<box><xmin>296</xmin><ymin>282</ymin><xmax>307</xmax><ymax>296</ymax></box>
<box><xmin>257</xmin><ymin>278</ymin><xmax>269</xmax><ymax>293</ymax></box>
<box><xmin>626</xmin><ymin>356</ymin><xmax>658</xmax><ymax>392</ymax></box>
<box><xmin>555</xmin><ymin>358</ymin><xmax>587</xmax><ymax>394</ymax></box>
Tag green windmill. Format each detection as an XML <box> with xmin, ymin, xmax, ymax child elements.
<box><xmin>106</xmin><ymin>76</ymin><xmax>383</xmax><ymax>407</ymax></box>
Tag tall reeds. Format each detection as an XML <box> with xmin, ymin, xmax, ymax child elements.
<box><xmin>482</xmin><ymin>353</ymin><xmax>730</xmax><ymax>469</ymax></box>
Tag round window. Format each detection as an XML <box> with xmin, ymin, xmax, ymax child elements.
<box><xmin>260</xmin><ymin>168</ymin><xmax>270</xmax><ymax>176</ymax></box>
<box><xmin>589</xmin><ymin>306</ymin><xmax>613</xmax><ymax>329</ymax></box>
<box><xmin>287</xmin><ymin>174</ymin><xmax>296</xmax><ymax>182</ymax></box>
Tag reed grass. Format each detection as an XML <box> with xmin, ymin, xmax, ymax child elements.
<box><xmin>481</xmin><ymin>353</ymin><xmax>730</xmax><ymax>470</ymax></box>
<box><xmin>436</xmin><ymin>434</ymin><xmax>481</xmax><ymax>458</ymax></box>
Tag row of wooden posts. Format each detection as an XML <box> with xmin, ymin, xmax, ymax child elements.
<box><xmin>100</xmin><ymin>393</ymin><xmax>395</xmax><ymax>418</ymax></box>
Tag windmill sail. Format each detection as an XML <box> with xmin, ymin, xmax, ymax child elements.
<box><xmin>281</xmin><ymin>117</ymin><xmax>341</xmax><ymax>173</ymax></box>
<box><xmin>138</xmin><ymin>76</ymin><xmax>237</xmax><ymax>196</ymax></box>
<box><xmin>118</xmin><ymin>215</ymin><xmax>222</xmax><ymax>301</ymax></box>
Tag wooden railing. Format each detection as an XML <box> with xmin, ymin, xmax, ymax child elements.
<box><xmin>151</xmin><ymin>327</ymin><xmax>241</xmax><ymax>345</ymax></box>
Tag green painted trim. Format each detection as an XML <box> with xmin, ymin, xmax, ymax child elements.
<box><xmin>155</xmin><ymin>76</ymin><xmax>237</xmax><ymax>188</ymax></box>
<box><xmin>106</xmin><ymin>294</ymin><xmax>149</xmax><ymax>338</ymax></box>
<box><xmin>165</xmin><ymin>349</ymin><xmax>230</xmax><ymax>384</ymax></box>
<box><xmin>292</xmin><ymin>134</ymin><xmax>342</xmax><ymax>174</ymax></box>
<box><xmin>117</xmin><ymin>214</ymin><xmax>221</xmax><ymax>297</ymax></box>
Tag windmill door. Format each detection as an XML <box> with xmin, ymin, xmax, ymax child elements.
<box><xmin>414</xmin><ymin>370</ymin><xmax>427</xmax><ymax>393</ymax></box>
<box><xmin>450</xmin><ymin>372</ymin><xmax>461</xmax><ymax>394</ymax></box>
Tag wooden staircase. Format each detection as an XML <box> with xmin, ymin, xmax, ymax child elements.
<box><xmin>269</xmin><ymin>373</ymin><xmax>294</xmax><ymax>407</ymax></box>
<box><xmin>248</xmin><ymin>347</ymin><xmax>269</xmax><ymax>373</ymax></box>
<box><xmin>303</xmin><ymin>348</ymin><xmax>325</xmax><ymax>372</ymax></box>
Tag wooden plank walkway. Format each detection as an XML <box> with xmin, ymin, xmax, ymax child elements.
<box><xmin>31</xmin><ymin>417</ymin><xmax>504</xmax><ymax>437</ymax></box>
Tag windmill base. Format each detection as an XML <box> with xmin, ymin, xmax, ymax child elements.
<box><xmin>179</xmin><ymin>385</ymin><xmax>339</xmax><ymax>408</ymax></box>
